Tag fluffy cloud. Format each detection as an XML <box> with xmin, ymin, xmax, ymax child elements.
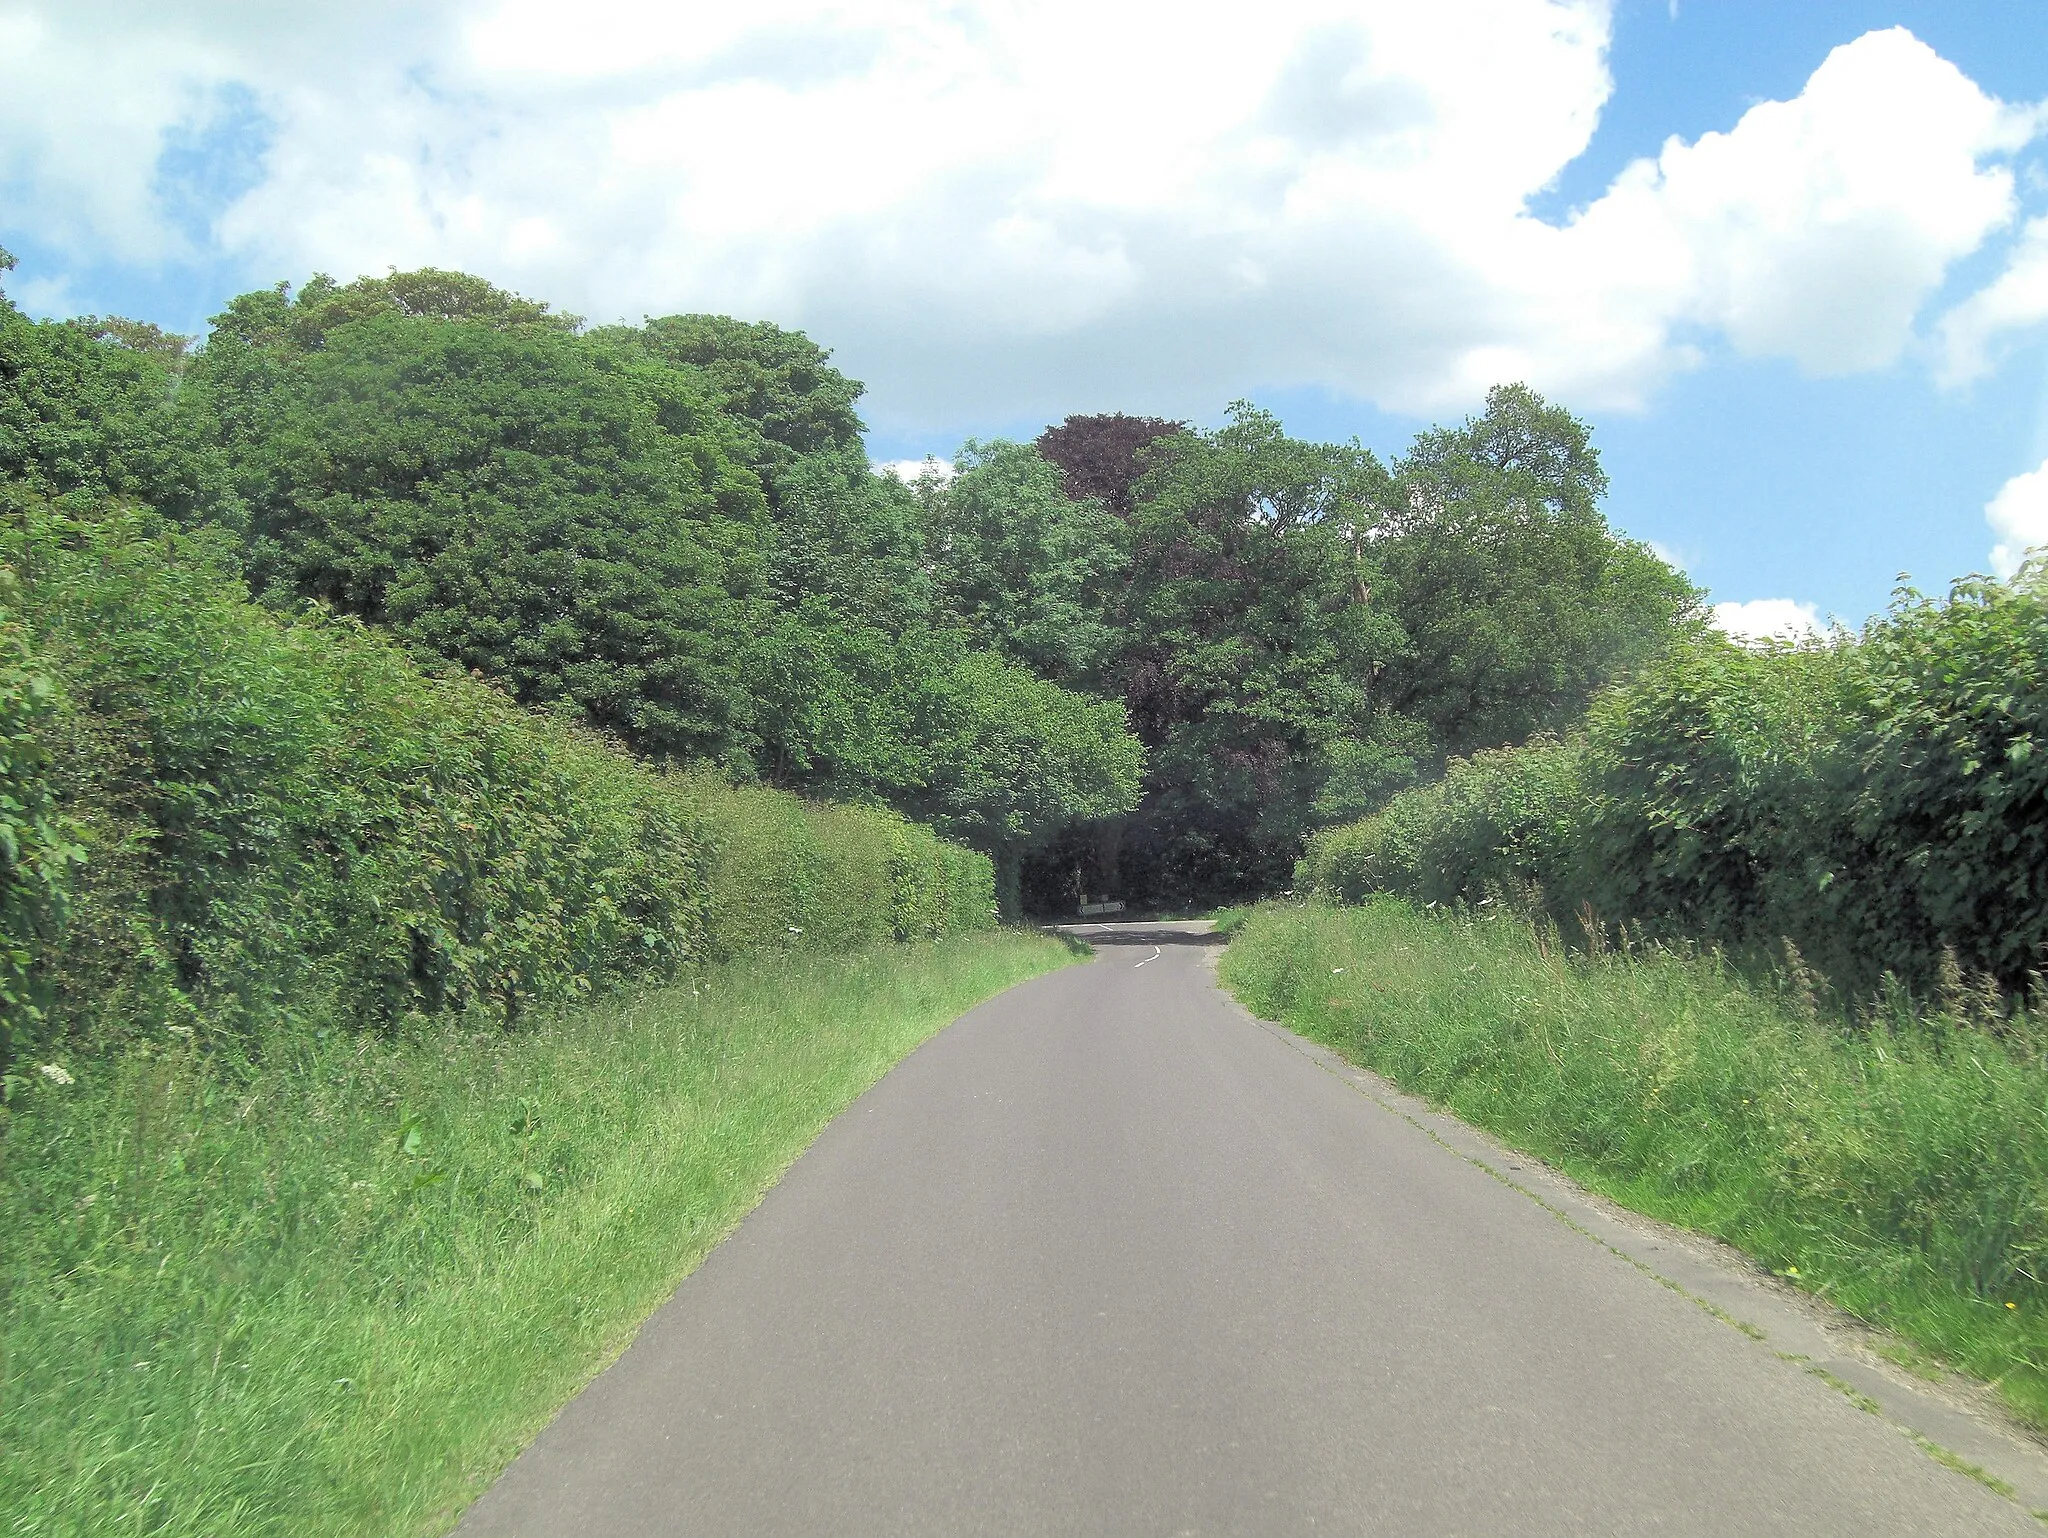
<box><xmin>0</xmin><ymin>3</ymin><xmax>444</xmax><ymax>260</ymax></box>
<box><xmin>1987</xmin><ymin>457</ymin><xmax>2048</xmax><ymax>578</ymax></box>
<box><xmin>0</xmin><ymin>3</ymin><xmax>2041</xmax><ymax>429</ymax></box>
<box><xmin>875</xmin><ymin>457</ymin><xmax>955</xmax><ymax>485</ymax></box>
<box><xmin>1710</xmin><ymin>599</ymin><xmax>1823</xmax><ymax>644</ymax></box>
<box><xmin>1553</xmin><ymin>29</ymin><xmax>2034</xmax><ymax>381</ymax></box>
<box><xmin>1938</xmin><ymin>215</ymin><xmax>2048</xmax><ymax>386</ymax></box>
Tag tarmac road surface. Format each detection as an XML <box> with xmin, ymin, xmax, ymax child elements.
<box><xmin>458</xmin><ymin>921</ymin><xmax>2043</xmax><ymax>1536</ymax></box>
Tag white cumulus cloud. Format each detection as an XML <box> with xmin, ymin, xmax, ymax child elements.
<box><xmin>1711</xmin><ymin>599</ymin><xmax>1822</xmax><ymax>643</ymax></box>
<box><xmin>1555</xmin><ymin>28</ymin><xmax>2034</xmax><ymax>381</ymax></box>
<box><xmin>1938</xmin><ymin>215</ymin><xmax>2048</xmax><ymax>386</ymax></box>
<box><xmin>1987</xmin><ymin>457</ymin><xmax>2048</xmax><ymax>578</ymax></box>
<box><xmin>875</xmin><ymin>456</ymin><xmax>955</xmax><ymax>485</ymax></box>
<box><xmin>0</xmin><ymin>4</ymin><xmax>2042</xmax><ymax>430</ymax></box>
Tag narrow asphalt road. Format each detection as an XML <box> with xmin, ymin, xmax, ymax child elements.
<box><xmin>459</xmin><ymin>923</ymin><xmax>2041</xmax><ymax>1536</ymax></box>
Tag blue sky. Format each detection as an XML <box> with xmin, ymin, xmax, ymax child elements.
<box><xmin>1253</xmin><ymin>0</ymin><xmax>2048</xmax><ymax>631</ymax></box>
<box><xmin>3</xmin><ymin>0</ymin><xmax>2046</xmax><ymax>632</ymax></box>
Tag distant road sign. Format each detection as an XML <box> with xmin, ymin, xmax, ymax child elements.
<box><xmin>1077</xmin><ymin>900</ymin><xmax>1126</xmax><ymax>916</ymax></box>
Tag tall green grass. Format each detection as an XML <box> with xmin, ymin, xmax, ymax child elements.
<box><xmin>1221</xmin><ymin>899</ymin><xmax>2048</xmax><ymax>1428</ymax></box>
<box><xmin>2</xmin><ymin>928</ymin><xmax>1070</xmax><ymax>1537</ymax></box>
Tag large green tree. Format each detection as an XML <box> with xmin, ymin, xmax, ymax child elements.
<box><xmin>609</xmin><ymin>315</ymin><xmax>934</xmax><ymax>653</ymax></box>
<box><xmin>157</xmin><ymin>273</ymin><xmax>1142</xmax><ymax>881</ymax></box>
<box><xmin>1379</xmin><ymin>383</ymin><xmax>1701</xmax><ymax>755</ymax></box>
<box><xmin>1107</xmin><ymin>405</ymin><xmax>1410</xmax><ymax>902</ymax></box>
<box><xmin>924</xmin><ymin>439</ymin><xmax>1128</xmax><ymax>689</ymax></box>
<box><xmin>1017</xmin><ymin>392</ymin><xmax>1695</xmax><ymax>910</ymax></box>
<box><xmin>0</xmin><ymin>248</ymin><xmax>210</xmax><ymax>512</ymax></box>
<box><xmin>179</xmin><ymin>277</ymin><xmax>771</xmax><ymax>763</ymax></box>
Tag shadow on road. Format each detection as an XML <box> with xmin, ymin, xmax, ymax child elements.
<box><xmin>1048</xmin><ymin>924</ymin><xmax>1227</xmax><ymax>950</ymax></box>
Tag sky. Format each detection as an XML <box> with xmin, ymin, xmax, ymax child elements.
<box><xmin>3</xmin><ymin>1</ymin><xmax>2047</xmax><ymax>636</ymax></box>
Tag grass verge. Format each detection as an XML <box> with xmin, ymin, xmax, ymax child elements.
<box><xmin>3</xmin><ymin>929</ymin><xmax>1071</xmax><ymax>1537</ymax></box>
<box><xmin>1218</xmin><ymin>898</ymin><xmax>2048</xmax><ymax>1431</ymax></box>
<box><xmin>1204</xmin><ymin>906</ymin><xmax>1253</xmax><ymax>937</ymax></box>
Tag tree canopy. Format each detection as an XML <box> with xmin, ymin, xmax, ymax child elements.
<box><xmin>925</xmin><ymin>438</ymin><xmax>1127</xmax><ymax>689</ymax></box>
<box><xmin>996</xmin><ymin>397</ymin><xmax>1696</xmax><ymax>905</ymax></box>
<box><xmin>1378</xmin><ymin>384</ymin><xmax>1702</xmax><ymax>755</ymax></box>
<box><xmin>182</xmin><ymin>293</ymin><xmax>770</xmax><ymax>762</ymax></box>
<box><xmin>1035</xmin><ymin>412</ymin><xmax>1184</xmax><ymax>516</ymax></box>
<box><xmin>1</xmin><ymin>255</ymin><xmax>1698</xmax><ymax>913</ymax></box>
<box><xmin>0</xmin><ymin>265</ymin><xmax>1146</xmax><ymax>906</ymax></box>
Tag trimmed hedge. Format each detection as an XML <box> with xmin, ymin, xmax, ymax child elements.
<box><xmin>1302</xmin><ymin>735</ymin><xmax>1584</xmax><ymax>911</ymax></box>
<box><xmin>2</xmin><ymin>501</ymin><xmax>993</xmax><ymax>1066</ymax></box>
<box><xmin>689</xmin><ymin>779</ymin><xmax>994</xmax><ymax>959</ymax></box>
<box><xmin>1301</xmin><ymin>568</ymin><xmax>2048</xmax><ymax>1002</ymax></box>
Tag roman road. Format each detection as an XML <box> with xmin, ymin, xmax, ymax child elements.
<box><xmin>458</xmin><ymin>922</ymin><xmax>2047</xmax><ymax>1535</ymax></box>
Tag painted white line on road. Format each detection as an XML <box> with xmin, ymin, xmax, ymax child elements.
<box><xmin>1134</xmin><ymin>946</ymin><xmax>1162</xmax><ymax>968</ymax></box>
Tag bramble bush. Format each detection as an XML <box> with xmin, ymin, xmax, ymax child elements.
<box><xmin>1301</xmin><ymin>564</ymin><xmax>2048</xmax><ymax>1003</ymax></box>
<box><xmin>1</xmin><ymin>498</ymin><xmax>993</xmax><ymax>1069</ymax></box>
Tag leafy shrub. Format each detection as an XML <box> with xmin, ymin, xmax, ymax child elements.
<box><xmin>1300</xmin><ymin>735</ymin><xmax>1584</xmax><ymax>908</ymax></box>
<box><xmin>1302</xmin><ymin>567</ymin><xmax>2048</xmax><ymax>1002</ymax></box>
<box><xmin>4</xmin><ymin>500</ymin><xmax>992</xmax><ymax>1066</ymax></box>
<box><xmin>0</xmin><ymin>583</ymin><xmax>81</xmax><ymax>1063</ymax></box>
<box><xmin>1854</xmin><ymin>572</ymin><xmax>2048</xmax><ymax>989</ymax></box>
<box><xmin>1574</xmin><ymin>634</ymin><xmax>1869</xmax><ymax>978</ymax></box>
<box><xmin>687</xmin><ymin>779</ymin><xmax>992</xmax><ymax>959</ymax></box>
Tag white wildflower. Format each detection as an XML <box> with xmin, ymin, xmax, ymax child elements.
<box><xmin>39</xmin><ymin>1063</ymin><xmax>74</xmax><ymax>1086</ymax></box>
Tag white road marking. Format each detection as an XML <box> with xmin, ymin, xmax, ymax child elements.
<box><xmin>1135</xmin><ymin>946</ymin><xmax>1163</xmax><ymax>968</ymax></box>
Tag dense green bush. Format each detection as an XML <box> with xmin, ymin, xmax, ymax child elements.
<box><xmin>3</xmin><ymin>500</ymin><xmax>992</xmax><ymax>1068</ymax></box>
<box><xmin>1854</xmin><ymin>573</ymin><xmax>2048</xmax><ymax>988</ymax></box>
<box><xmin>1301</xmin><ymin>734</ymin><xmax>1584</xmax><ymax>908</ymax></box>
<box><xmin>1302</xmin><ymin>567</ymin><xmax>2048</xmax><ymax>1001</ymax></box>
<box><xmin>688</xmin><ymin>778</ymin><xmax>993</xmax><ymax>959</ymax></box>
<box><xmin>1574</xmin><ymin>634</ymin><xmax>1869</xmax><ymax>980</ymax></box>
<box><xmin>0</xmin><ymin>582</ymin><xmax>82</xmax><ymax>1065</ymax></box>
